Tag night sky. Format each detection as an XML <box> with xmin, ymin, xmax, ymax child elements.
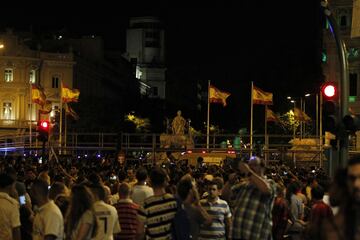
<box><xmin>1</xmin><ymin>3</ymin><xmax>324</xmax><ymax>132</ymax></box>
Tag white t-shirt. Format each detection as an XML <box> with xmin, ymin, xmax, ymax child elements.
<box><xmin>131</xmin><ymin>184</ymin><xmax>154</xmax><ymax>206</ymax></box>
<box><xmin>92</xmin><ymin>200</ymin><xmax>121</xmax><ymax>240</ymax></box>
<box><xmin>0</xmin><ymin>192</ymin><xmax>21</xmax><ymax>240</ymax></box>
<box><xmin>32</xmin><ymin>200</ymin><xmax>64</xmax><ymax>240</ymax></box>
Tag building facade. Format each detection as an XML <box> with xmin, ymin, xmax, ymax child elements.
<box><xmin>124</xmin><ymin>16</ymin><xmax>166</xmax><ymax>99</ymax></box>
<box><xmin>323</xmin><ymin>0</ymin><xmax>360</xmax><ymax>112</ymax></box>
<box><xmin>0</xmin><ymin>29</ymin><xmax>75</xmax><ymax>134</ymax></box>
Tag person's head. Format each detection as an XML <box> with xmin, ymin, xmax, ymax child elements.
<box><xmin>118</xmin><ymin>182</ymin><xmax>131</xmax><ymax>199</ymax></box>
<box><xmin>275</xmin><ymin>183</ymin><xmax>286</xmax><ymax>197</ymax></box>
<box><xmin>65</xmin><ymin>185</ymin><xmax>95</xmax><ymax>237</ymax></box>
<box><xmin>30</xmin><ymin>179</ymin><xmax>49</xmax><ymax>204</ymax></box>
<box><xmin>150</xmin><ymin>167</ymin><xmax>168</xmax><ymax>188</ymax></box>
<box><xmin>136</xmin><ymin>167</ymin><xmax>148</xmax><ymax>183</ymax></box>
<box><xmin>117</xmin><ymin>152</ymin><xmax>125</xmax><ymax>165</ymax></box>
<box><xmin>177</xmin><ymin>110</ymin><xmax>181</xmax><ymax>116</ymax></box>
<box><xmin>347</xmin><ymin>156</ymin><xmax>360</xmax><ymax>202</ymax></box>
<box><xmin>127</xmin><ymin>168</ymin><xmax>135</xmax><ymax>180</ymax></box>
<box><xmin>177</xmin><ymin>177</ymin><xmax>193</xmax><ymax>202</ymax></box>
<box><xmin>4</xmin><ymin>166</ymin><xmax>17</xmax><ymax>180</ymax></box>
<box><xmin>0</xmin><ymin>173</ymin><xmax>15</xmax><ymax>193</ymax></box>
<box><xmin>311</xmin><ymin>185</ymin><xmax>325</xmax><ymax>201</ymax></box>
<box><xmin>38</xmin><ymin>171</ymin><xmax>51</xmax><ymax>185</ymax></box>
<box><xmin>88</xmin><ymin>184</ymin><xmax>106</xmax><ymax>201</ymax></box>
<box><xmin>248</xmin><ymin>156</ymin><xmax>265</xmax><ymax>176</ymax></box>
<box><xmin>208</xmin><ymin>177</ymin><xmax>223</xmax><ymax>200</ymax></box>
<box><xmin>49</xmin><ymin>182</ymin><xmax>69</xmax><ymax>200</ymax></box>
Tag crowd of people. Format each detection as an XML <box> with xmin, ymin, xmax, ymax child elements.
<box><xmin>0</xmin><ymin>151</ymin><xmax>359</xmax><ymax>240</ymax></box>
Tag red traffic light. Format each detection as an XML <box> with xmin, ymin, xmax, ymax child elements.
<box><xmin>322</xmin><ymin>83</ymin><xmax>336</xmax><ymax>98</ymax></box>
<box><xmin>40</xmin><ymin>121</ymin><xmax>48</xmax><ymax>129</ymax></box>
<box><xmin>39</xmin><ymin>120</ymin><xmax>50</xmax><ymax>131</ymax></box>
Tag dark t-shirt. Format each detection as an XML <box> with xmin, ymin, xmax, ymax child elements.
<box><xmin>184</xmin><ymin>203</ymin><xmax>207</xmax><ymax>240</ymax></box>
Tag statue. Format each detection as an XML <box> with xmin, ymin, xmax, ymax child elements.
<box><xmin>3</xmin><ymin>103</ymin><xmax>12</xmax><ymax>119</ymax></box>
<box><xmin>172</xmin><ymin>110</ymin><xmax>186</xmax><ymax>135</ymax></box>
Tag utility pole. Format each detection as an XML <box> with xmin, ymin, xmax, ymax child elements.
<box><xmin>321</xmin><ymin>1</ymin><xmax>349</xmax><ymax>168</ymax></box>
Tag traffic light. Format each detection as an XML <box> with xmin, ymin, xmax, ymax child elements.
<box><xmin>343</xmin><ymin>113</ymin><xmax>360</xmax><ymax>133</ymax></box>
<box><xmin>37</xmin><ymin>120</ymin><xmax>50</xmax><ymax>142</ymax></box>
<box><xmin>321</xmin><ymin>82</ymin><xmax>338</xmax><ymax>134</ymax></box>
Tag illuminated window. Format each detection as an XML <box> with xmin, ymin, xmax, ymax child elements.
<box><xmin>52</xmin><ymin>75</ymin><xmax>59</xmax><ymax>88</ymax></box>
<box><xmin>4</xmin><ymin>68</ymin><xmax>13</xmax><ymax>82</ymax></box>
<box><xmin>3</xmin><ymin>102</ymin><xmax>12</xmax><ymax>119</ymax></box>
<box><xmin>30</xmin><ymin>70</ymin><xmax>36</xmax><ymax>83</ymax></box>
<box><xmin>136</xmin><ymin>66</ymin><xmax>142</xmax><ymax>79</ymax></box>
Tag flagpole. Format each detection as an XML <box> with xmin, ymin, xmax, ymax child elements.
<box><xmin>264</xmin><ymin>105</ymin><xmax>268</xmax><ymax>165</ymax></box>
<box><xmin>250</xmin><ymin>81</ymin><xmax>254</xmax><ymax>157</ymax></box>
<box><xmin>29</xmin><ymin>83</ymin><xmax>32</xmax><ymax>153</ymax></box>
<box><xmin>59</xmin><ymin>82</ymin><xmax>63</xmax><ymax>154</ymax></box>
<box><xmin>207</xmin><ymin>80</ymin><xmax>210</xmax><ymax>149</ymax></box>
<box><xmin>64</xmin><ymin>107</ymin><xmax>67</xmax><ymax>154</ymax></box>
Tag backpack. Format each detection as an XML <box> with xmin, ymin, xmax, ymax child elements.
<box><xmin>172</xmin><ymin>198</ymin><xmax>191</xmax><ymax>240</ymax></box>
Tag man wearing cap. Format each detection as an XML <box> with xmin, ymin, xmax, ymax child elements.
<box><xmin>231</xmin><ymin>156</ymin><xmax>276</xmax><ymax>240</ymax></box>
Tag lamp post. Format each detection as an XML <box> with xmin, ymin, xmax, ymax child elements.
<box><xmin>290</xmin><ymin>99</ymin><xmax>296</xmax><ymax>140</ymax></box>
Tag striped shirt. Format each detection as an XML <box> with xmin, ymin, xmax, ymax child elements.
<box><xmin>114</xmin><ymin>199</ymin><xmax>140</xmax><ymax>240</ymax></box>
<box><xmin>198</xmin><ymin>198</ymin><xmax>231</xmax><ymax>240</ymax></box>
<box><xmin>231</xmin><ymin>179</ymin><xmax>276</xmax><ymax>240</ymax></box>
<box><xmin>138</xmin><ymin>193</ymin><xmax>177</xmax><ymax>240</ymax></box>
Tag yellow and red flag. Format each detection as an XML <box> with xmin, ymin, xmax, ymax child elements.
<box><xmin>294</xmin><ymin>107</ymin><xmax>311</xmax><ymax>122</ymax></box>
<box><xmin>61</xmin><ymin>83</ymin><xmax>80</xmax><ymax>103</ymax></box>
<box><xmin>253</xmin><ymin>86</ymin><xmax>273</xmax><ymax>105</ymax></box>
<box><xmin>64</xmin><ymin>103</ymin><xmax>79</xmax><ymax>120</ymax></box>
<box><xmin>266</xmin><ymin>108</ymin><xmax>279</xmax><ymax>122</ymax></box>
<box><xmin>39</xmin><ymin>100</ymin><xmax>52</xmax><ymax>114</ymax></box>
<box><xmin>209</xmin><ymin>85</ymin><xmax>231</xmax><ymax>107</ymax></box>
<box><xmin>31</xmin><ymin>84</ymin><xmax>46</xmax><ymax>106</ymax></box>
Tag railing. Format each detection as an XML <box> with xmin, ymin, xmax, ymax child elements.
<box><xmin>0</xmin><ymin>132</ymin><xmax>359</xmax><ymax>169</ymax></box>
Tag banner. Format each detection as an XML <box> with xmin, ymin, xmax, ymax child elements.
<box><xmin>253</xmin><ymin>86</ymin><xmax>273</xmax><ymax>105</ymax></box>
<box><xmin>61</xmin><ymin>83</ymin><xmax>80</xmax><ymax>103</ymax></box>
<box><xmin>266</xmin><ymin>108</ymin><xmax>279</xmax><ymax>122</ymax></box>
<box><xmin>31</xmin><ymin>84</ymin><xmax>46</xmax><ymax>106</ymax></box>
<box><xmin>294</xmin><ymin>107</ymin><xmax>311</xmax><ymax>122</ymax></box>
<box><xmin>209</xmin><ymin>85</ymin><xmax>231</xmax><ymax>107</ymax></box>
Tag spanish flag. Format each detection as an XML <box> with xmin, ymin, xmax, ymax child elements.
<box><xmin>61</xmin><ymin>83</ymin><xmax>80</xmax><ymax>103</ymax></box>
<box><xmin>209</xmin><ymin>85</ymin><xmax>231</xmax><ymax>107</ymax></box>
<box><xmin>39</xmin><ymin>100</ymin><xmax>52</xmax><ymax>114</ymax></box>
<box><xmin>266</xmin><ymin>108</ymin><xmax>279</xmax><ymax>122</ymax></box>
<box><xmin>31</xmin><ymin>84</ymin><xmax>46</xmax><ymax>106</ymax></box>
<box><xmin>64</xmin><ymin>103</ymin><xmax>79</xmax><ymax>120</ymax></box>
<box><xmin>253</xmin><ymin>86</ymin><xmax>273</xmax><ymax>105</ymax></box>
<box><xmin>294</xmin><ymin>107</ymin><xmax>311</xmax><ymax>122</ymax></box>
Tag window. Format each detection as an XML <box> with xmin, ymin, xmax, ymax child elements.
<box><xmin>52</xmin><ymin>75</ymin><xmax>59</xmax><ymax>88</ymax></box>
<box><xmin>145</xmin><ymin>41</ymin><xmax>159</xmax><ymax>48</ymax></box>
<box><xmin>30</xmin><ymin>70</ymin><xmax>36</xmax><ymax>84</ymax></box>
<box><xmin>340</xmin><ymin>15</ymin><xmax>347</xmax><ymax>27</ymax></box>
<box><xmin>3</xmin><ymin>102</ymin><xmax>12</xmax><ymax>119</ymax></box>
<box><xmin>145</xmin><ymin>31</ymin><xmax>160</xmax><ymax>39</ymax></box>
<box><xmin>151</xmin><ymin>87</ymin><xmax>158</xmax><ymax>96</ymax></box>
<box><xmin>4</xmin><ymin>68</ymin><xmax>13</xmax><ymax>82</ymax></box>
<box><xmin>350</xmin><ymin>73</ymin><xmax>358</xmax><ymax>97</ymax></box>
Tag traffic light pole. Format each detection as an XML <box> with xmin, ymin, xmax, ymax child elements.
<box><xmin>321</xmin><ymin>1</ymin><xmax>349</xmax><ymax>168</ymax></box>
